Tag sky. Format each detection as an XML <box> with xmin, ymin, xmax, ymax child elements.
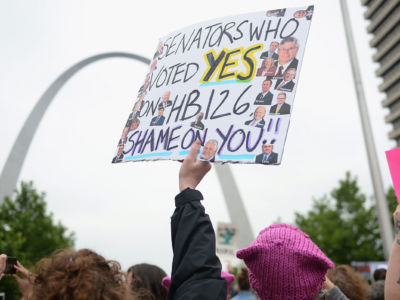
<box><xmin>0</xmin><ymin>0</ymin><xmax>395</xmax><ymax>274</ymax></box>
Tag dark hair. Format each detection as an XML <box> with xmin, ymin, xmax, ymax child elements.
<box><xmin>128</xmin><ymin>263</ymin><xmax>168</xmax><ymax>300</ymax></box>
<box><xmin>238</xmin><ymin>267</ymin><xmax>250</xmax><ymax>291</ymax></box>
<box><xmin>263</xmin><ymin>79</ymin><xmax>272</xmax><ymax>85</ymax></box>
<box><xmin>327</xmin><ymin>265</ymin><xmax>370</xmax><ymax>300</ymax></box>
<box><xmin>373</xmin><ymin>268</ymin><xmax>386</xmax><ymax>281</ymax></box>
<box><xmin>33</xmin><ymin>249</ymin><xmax>135</xmax><ymax>300</ymax></box>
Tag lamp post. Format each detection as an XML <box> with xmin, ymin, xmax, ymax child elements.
<box><xmin>339</xmin><ymin>0</ymin><xmax>393</xmax><ymax>259</ymax></box>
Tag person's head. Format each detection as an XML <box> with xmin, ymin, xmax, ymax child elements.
<box><xmin>127</xmin><ymin>263</ymin><xmax>168</xmax><ymax>300</ymax></box>
<box><xmin>266</xmin><ymin>10</ymin><xmax>279</xmax><ymax>16</ymax></box>
<box><xmin>236</xmin><ymin>223</ymin><xmax>334</xmax><ymax>300</ymax></box>
<box><xmin>373</xmin><ymin>268</ymin><xmax>386</xmax><ymax>281</ymax></box>
<box><xmin>139</xmin><ymin>91</ymin><xmax>146</xmax><ymax>103</ymax></box>
<box><xmin>162</xmin><ymin>91</ymin><xmax>170</xmax><ymax>103</ymax></box>
<box><xmin>262</xmin><ymin>79</ymin><xmax>272</xmax><ymax>93</ymax></box>
<box><xmin>144</xmin><ymin>75</ymin><xmax>150</xmax><ymax>85</ymax></box>
<box><xmin>196</xmin><ymin>112</ymin><xmax>204</xmax><ymax>122</ymax></box>
<box><xmin>283</xmin><ymin>68</ymin><xmax>296</xmax><ymax>81</ymax></box>
<box><xmin>133</xmin><ymin>102</ymin><xmax>141</xmax><ymax>114</ymax></box>
<box><xmin>32</xmin><ymin>249</ymin><xmax>134</xmax><ymax>300</ymax></box>
<box><xmin>157</xmin><ymin>42</ymin><xmax>163</xmax><ymax>53</ymax></box>
<box><xmin>158</xmin><ymin>107</ymin><xmax>165</xmax><ymax>116</ymax></box>
<box><xmin>122</xmin><ymin>126</ymin><xmax>129</xmax><ymax>139</ymax></box>
<box><xmin>201</xmin><ymin>140</ymin><xmax>218</xmax><ymax>160</ymax></box>
<box><xmin>277</xmin><ymin>92</ymin><xmax>287</xmax><ymax>105</ymax></box>
<box><xmin>150</xmin><ymin>60</ymin><xmax>157</xmax><ymax>72</ymax></box>
<box><xmin>269</xmin><ymin>41</ymin><xmax>279</xmax><ymax>53</ymax></box>
<box><xmin>368</xmin><ymin>280</ymin><xmax>384</xmax><ymax>300</ymax></box>
<box><xmin>142</xmin><ymin>77</ymin><xmax>150</xmax><ymax>91</ymax></box>
<box><xmin>117</xmin><ymin>144</ymin><xmax>125</xmax><ymax>156</ymax></box>
<box><xmin>237</xmin><ymin>267</ymin><xmax>251</xmax><ymax>291</ymax></box>
<box><xmin>294</xmin><ymin>10</ymin><xmax>308</xmax><ymax>18</ymax></box>
<box><xmin>327</xmin><ymin>265</ymin><xmax>370</xmax><ymax>300</ymax></box>
<box><xmin>278</xmin><ymin>37</ymin><xmax>299</xmax><ymax>65</ymax></box>
<box><xmin>264</xmin><ymin>57</ymin><xmax>275</xmax><ymax>69</ymax></box>
<box><xmin>130</xmin><ymin>119</ymin><xmax>140</xmax><ymax>131</ymax></box>
<box><xmin>254</xmin><ymin>106</ymin><xmax>266</xmax><ymax>121</ymax></box>
<box><xmin>262</xmin><ymin>143</ymin><xmax>273</xmax><ymax>155</ymax></box>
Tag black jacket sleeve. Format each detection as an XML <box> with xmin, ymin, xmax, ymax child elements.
<box><xmin>168</xmin><ymin>188</ymin><xmax>227</xmax><ymax>300</ymax></box>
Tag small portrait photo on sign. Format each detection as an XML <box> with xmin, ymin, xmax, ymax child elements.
<box><xmin>153</xmin><ymin>41</ymin><xmax>163</xmax><ymax>60</ymax></box>
<box><xmin>255</xmin><ymin>140</ymin><xmax>278</xmax><ymax>165</ymax></box>
<box><xmin>254</xmin><ymin>79</ymin><xmax>274</xmax><ymax>105</ymax></box>
<box><xmin>112</xmin><ymin>143</ymin><xmax>125</xmax><ymax>163</ymax></box>
<box><xmin>256</xmin><ymin>57</ymin><xmax>277</xmax><ymax>77</ymax></box>
<box><xmin>266</xmin><ymin>9</ymin><xmax>286</xmax><ymax>17</ymax></box>
<box><xmin>260</xmin><ymin>41</ymin><xmax>279</xmax><ymax>60</ymax></box>
<box><xmin>150</xmin><ymin>105</ymin><xmax>165</xmax><ymax>126</ymax></box>
<box><xmin>270</xmin><ymin>92</ymin><xmax>291</xmax><ymax>115</ymax></box>
<box><xmin>294</xmin><ymin>5</ymin><xmax>314</xmax><ymax>20</ymax></box>
<box><xmin>274</xmin><ymin>68</ymin><xmax>296</xmax><ymax>92</ymax></box>
<box><xmin>274</xmin><ymin>37</ymin><xmax>300</xmax><ymax>79</ymax></box>
<box><xmin>159</xmin><ymin>90</ymin><xmax>172</xmax><ymax>109</ymax></box>
<box><xmin>199</xmin><ymin>139</ymin><xmax>218</xmax><ymax>162</ymax></box>
<box><xmin>137</xmin><ymin>74</ymin><xmax>150</xmax><ymax>98</ymax></box>
<box><xmin>129</xmin><ymin>118</ymin><xmax>140</xmax><ymax>132</ymax></box>
<box><xmin>245</xmin><ymin>106</ymin><xmax>266</xmax><ymax>128</ymax></box>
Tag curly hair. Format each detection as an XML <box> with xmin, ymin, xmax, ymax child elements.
<box><xmin>327</xmin><ymin>265</ymin><xmax>370</xmax><ymax>300</ymax></box>
<box><xmin>32</xmin><ymin>249</ymin><xmax>135</xmax><ymax>300</ymax></box>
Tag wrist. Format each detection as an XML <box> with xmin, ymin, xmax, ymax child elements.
<box><xmin>179</xmin><ymin>183</ymin><xmax>195</xmax><ymax>192</ymax></box>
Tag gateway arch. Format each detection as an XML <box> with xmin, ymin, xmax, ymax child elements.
<box><xmin>0</xmin><ymin>52</ymin><xmax>254</xmax><ymax>248</ymax></box>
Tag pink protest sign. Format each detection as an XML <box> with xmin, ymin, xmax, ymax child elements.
<box><xmin>385</xmin><ymin>147</ymin><xmax>400</xmax><ymax>203</ymax></box>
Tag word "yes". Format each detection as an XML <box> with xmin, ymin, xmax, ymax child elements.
<box><xmin>200</xmin><ymin>43</ymin><xmax>263</xmax><ymax>83</ymax></box>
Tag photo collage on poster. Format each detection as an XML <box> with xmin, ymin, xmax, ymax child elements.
<box><xmin>112</xmin><ymin>6</ymin><xmax>314</xmax><ymax>165</ymax></box>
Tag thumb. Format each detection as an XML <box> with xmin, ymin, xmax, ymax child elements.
<box><xmin>187</xmin><ymin>139</ymin><xmax>201</xmax><ymax>161</ymax></box>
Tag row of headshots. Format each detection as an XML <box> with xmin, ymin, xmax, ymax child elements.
<box><xmin>114</xmin><ymin>134</ymin><xmax>279</xmax><ymax>165</ymax></box>
<box><xmin>197</xmin><ymin>139</ymin><xmax>279</xmax><ymax>165</ymax></box>
<box><xmin>266</xmin><ymin>6</ymin><xmax>313</xmax><ymax>20</ymax></box>
<box><xmin>124</xmin><ymin>88</ymin><xmax>291</xmax><ymax>130</ymax></box>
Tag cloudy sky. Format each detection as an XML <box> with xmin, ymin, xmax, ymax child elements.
<box><xmin>0</xmin><ymin>0</ymin><xmax>395</xmax><ymax>273</ymax></box>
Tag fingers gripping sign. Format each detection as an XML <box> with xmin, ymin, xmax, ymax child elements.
<box><xmin>179</xmin><ymin>139</ymin><xmax>211</xmax><ymax>192</ymax></box>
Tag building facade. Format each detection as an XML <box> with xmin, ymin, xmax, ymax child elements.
<box><xmin>362</xmin><ymin>0</ymin><xmax>400</xmax><ymax>145</ymax></box>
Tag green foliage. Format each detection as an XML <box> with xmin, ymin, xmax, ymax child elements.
<box><xmin>0</xmin><ymin>181</ymin><xmax>75</xmax><ymax>299</ymax></box>
<box><xmin>386</xmin><ymin>186</ymin><xmax>398</xmax><ymax>215</ymax></box>
<box><xmin>294</xmin><ymin>172</ymin><xmax>393</xmax><ymax>265</ymax></box>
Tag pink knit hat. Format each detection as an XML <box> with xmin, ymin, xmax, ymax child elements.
<box><xmin>236</xmin><ymin>223</ymin><xmax>334</xmax><ymax>300</ymax></box>
<box><xmin>162</xmin><ymin>270</ymin><xmax>235</xmax><ymax>291</ymax></box>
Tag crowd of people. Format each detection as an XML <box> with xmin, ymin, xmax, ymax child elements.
<box><xmin>1</xmin><ymin>140</ymin><xmax>400</xmax><ymax>299</ymax></box>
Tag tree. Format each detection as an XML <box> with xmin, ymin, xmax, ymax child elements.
<box><xmin>0</xmin><ymin>181</ymin><xmax>75</xmax><ymax>300</ymax></box>
<box><xmin>294</xmin><ymin>172</ymin><xmax>397</xmax><ymax>265</ymax></box>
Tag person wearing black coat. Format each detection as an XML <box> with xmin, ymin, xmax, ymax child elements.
<box><xmin>168</xmin><ymin>140</ymin><xmax>227</xmax><ymax>300</ymax></box>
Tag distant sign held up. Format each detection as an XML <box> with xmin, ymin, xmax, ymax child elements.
<box><xmin>386</xmin><ymin>147</ymin><xmax>400</xmax><ymax>203</ymax></box>
<box><xmin>113</xmin><ymin>6</ymin><xmax>314</xmax><ymax>165</ymax></box>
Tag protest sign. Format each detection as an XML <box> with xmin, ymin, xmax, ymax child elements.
<box><xmin>113</xmin><ymin>6</ymin><xmax>314</xmax><ymax>165</ymax></box>
<box><xmin>385</xmin><ymin>147</ymin><xmax>400</xmax><ymax>203</ymax></box>
<box><xmin>216</xmin><ymin>222</ymin><xmax>239</xmax><ymax>263</ymax></box>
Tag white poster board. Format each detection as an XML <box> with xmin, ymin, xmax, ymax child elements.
<box><xmin>113</xmin><ymin>6</ymin><xmax>314</xmax><ymax>165</ymax></box>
